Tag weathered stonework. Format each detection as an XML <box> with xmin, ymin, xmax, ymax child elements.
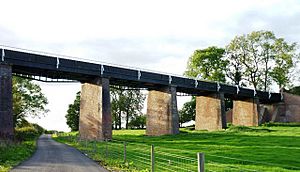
<box><xmin>271</xmin><ymin>93</ymin><xmax>300</xmax><ymax>122</ymax></box>
<box><xmin>79</xmin><ymin>78</ymin><xmax>111</xmax><ymax>140</ymax></box>
<box><xmin>195</xmin><ymin>93</ymin><xmax>226</xmax><ymax>131</ymax></box>
<box><xmin>0</xmin><ymin>64</ymin><xmax>14</xmax><ymax>139</ymax></box>
<box><xmin>146</xmin><ymin>87</ymin><xmax>179</xmax><ymax>136</ymax></box>
<box><xmin>232</xmin><ymin>98</ymin><xmax>259</xmax><ymax>126</ymax></box>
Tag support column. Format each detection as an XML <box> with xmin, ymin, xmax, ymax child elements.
<box><xmin>232</xmin><ymin>98</ymin><xmax>259</xmax><ymax>126</ymax></box>
<box><xmin>79</xmin><ymin>78</ymin><xmax>112</xmax><ymax>140</ymax></box>
<box><xmin>0</xmin><ymin>64</ymin><xmax>14</xmax><ymax>139</ymax></box>
<box><xmin>146</xmin><ymin>86</ymin><xmax>179</xmax><ymax>136</ymax></box>
<box><xmin>195</xmin><ymin>93</ymin><xmax>226</xmax><ymax>131</ymax></box>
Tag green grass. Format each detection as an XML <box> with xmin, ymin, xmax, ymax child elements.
<box><xmin>0</xmin><ymin>139</ymin><xmax>37</xmax><ymax>172</ymax></box>
<box><xmin>54</xmin><ymin>124</ymin><xmax>300</xmax><ymax>172</ymax></box>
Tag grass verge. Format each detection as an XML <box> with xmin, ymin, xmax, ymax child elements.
<box><xmin>54</xmin><ymin>124</ymin><xmax>300</xmax><ymax>172</ymax></box>
<box><xmin>0</xmin><ymin>139</ymin><xmax>37</xmax><ymax>172</ymax></box>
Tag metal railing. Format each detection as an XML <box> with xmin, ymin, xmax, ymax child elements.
<box><xmin>0</xmin><ymin>45</ymin><xmax>279</xmax><ymax>94</ymax></box>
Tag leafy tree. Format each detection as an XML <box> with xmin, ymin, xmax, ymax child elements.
<box><xmin>12</xmin><ymin>77</ymin><xmax>48</xmax><ymax>127</ymax></box>
<box><xmin>111</xmin><ymin>86</ymin><xmax>145</xmax><ymax>129</ymax></box>
<box><xmin>226</xmin><ymin>31</ymin><xmax>298</xmax><ymax>91</ymax></box>
<box><xmin>65</xmin><ymin>92</ymin><xmax>80</xmax><ymax>131</ymax></box>
<box><xmin>66</xmin><ymin>86</ymin><xmax>145</xmax><ymax>131</ymax></box>
<box><xmin>225</xmin><ymin>42</ymin><xmax>245</xmax><ymax>86</ymax></box>
<box><xmin>270</xmin><ymin>38</ymin><xmax>297</xmax><ymax>89</ymax></box>
<box><xmin>111</xmin><ymin>86</ymin><xmax>126</xmax><ymax>129</ymax></box>
<box><xmin>286</xmin><ymin>86</ymin><xmax>300</xmax><ymax>95</ymax></box>
<box><xmin>185</xmin><ymin>46</ymin><xmax>228</xmax><ymax>82</ymax></box>
<box><xmin>128</xmin><ymin>115</ymin><xmax>146</xmax><ymax>129</ymax></box>
<box><xmin>123</xmin><ymin>89</ymin><xmax>145</xmax><ymax>129</ymax></box>
<box><xmin>179</xmin><ymin>97</ymin><xmax>196</xmax><ymax>126</ymax></box>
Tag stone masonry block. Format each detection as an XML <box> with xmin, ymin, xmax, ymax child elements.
<box><xmin>79</xmin><ymin>78</ymin><xmax>111</xmax><ymax>140</ymax></box>
<box><xmin>195</xmin><ymin>94</ymin><xmax>225</xmax><ymax>131</ymax></box>
<box><xmin>232</xmin><ymin>98</ymin><xmax>258</xmax><ymax>126</ymax></box>
<box><xmin>146</xmin><ymin>87</ymin><xmax>179</xmax><ymax>136</ymax></box>
<box><xmin>0</xmin><ymin>64</ymin><xmax>14</xmax><ymax>139</ymax></box>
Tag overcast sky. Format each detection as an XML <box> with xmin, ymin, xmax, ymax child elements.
<box><xmin>1</xmin><ymin>0</ymin><xmax>300</xmax><ymax>131</ymax></box>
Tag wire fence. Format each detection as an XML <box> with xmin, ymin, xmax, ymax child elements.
<box><xmin>57</xmin><ymin>134</ymin><xmax>300</xmax><ymax>172</ymax></box>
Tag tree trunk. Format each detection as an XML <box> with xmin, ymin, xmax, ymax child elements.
<box><xmin>125</xmin><ymin>110</ymin><xmax>129</xmax><ymax>129</ymax></box>
<box><xmin>264</xmin><ymin>61</ymin><xmax>268</xmax><ymax>91</ymax></box>
<box><xmin>118</xmin><ymin>110</ymin><xmax>122</xmax><ymax>129</ymax></box>
<box><xmin>114</xmin><ymin>118</ymin><xmax>117</xmax><ymax>129</ymax></box>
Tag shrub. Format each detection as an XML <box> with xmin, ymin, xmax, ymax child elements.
<box><xmin>15</xmin><ymin>127</ymin><xmax>40</xmax><ymax>141</ymax></box>
<box><xmin>227</xmin><ymin>125</ymin><xmax>271</xmax><ymax>132</ymax></box>
<box><xmin>262</xmin><ymin>122</ymin><xmax>300</xmax><ymax>127</ymax></box>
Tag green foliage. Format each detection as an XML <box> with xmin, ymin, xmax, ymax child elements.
<box><xmin>185</xmin><ymin>46</ymin><xmax>227</xmax><ymax>82</ymax></box>
<box><xmin>44</xmin><ymin>130</ymin><xmax>59</xmax><ymax>134</ymax></box>
<box><xmin>286</xmin><ymin>86</ymin><xmax>300</xmax><ymax>96</ymax></box>
<box><xmin>0</xmin><ymin>123</ymin><xmax>40</xmax><ymax>172</ymax></box>
<box><xmin>111</xmin><ymin>86</ymin><xmax>145</xmax><ymax>129</ymax></box>
<box><xmin>128</xmin><ymin>115</ymin><xmax>146</xmax><ymax>129</ymax></box>
<box><xmin>226</xmin><ymin>30</ymin><xmax>298</xmax><ymax>91</ymax></box>
<box><xmin>65</xmin><ymin>87</ymin><xmax>145</xmax><ymax>131</ymax></box>
<box><xmin>0</xmin><ymin>140</ymin><xmax>36</xmax><ymax>172</ymax></box>
<box><xmin>179</xmin><ymin>97</ymin><xmax>196</xmax><ymax>125</ymax></box>
<box><xmin>262</xmin><ymin>122</ymin><xmax>300</xmax><ymax>127</ymax></box>
<box><xmin>65</xmin><ymin>92</ymin><xmax>80</xmax><ymax>131</ymax></box>
<box><xmin>227</xmin><ymin>125</ymin><xmax>271</xmax><ymax>132</ymax></box>
<box><xmin>12</xmin><ymin>76</ymin><xmax>48</xmax><ymax>127</ymax></box>
<box><xmin>15</xmin><ymin>127</ymin><xmax>40</xmax><ymax>141</ymax></box>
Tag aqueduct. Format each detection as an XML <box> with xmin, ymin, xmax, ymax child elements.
<box><xmin>0</xmin><ymin>47</ymin><xmax>285</xmax><ymax>140</ymax></box>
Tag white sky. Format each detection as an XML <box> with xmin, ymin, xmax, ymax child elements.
<box><xmin>1</xmin><ymin>0</ymin><xmax>300</xmax><ymax>131</ymax></box>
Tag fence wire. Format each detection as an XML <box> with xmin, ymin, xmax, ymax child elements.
<box><xmin>57</xmin><ymin>133</ymin><xmax>300</xmax><ymax>172</ymax></box>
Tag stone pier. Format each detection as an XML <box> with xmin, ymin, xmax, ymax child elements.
<box><xmin>79</xmin><ymin>78</ymin><xmax>112</xmax><ymax>140</ymax></box>
<box><xmin>195</xmin><ymin>93</ymin><xmax>226</xmax><ymax>131</ymax></box>
<box><xmin>232</xmin><ymin>98</ymin><xmax>259</xmax><ymax>126</ymax></box>
<box><xmin>146</xmin><ymin>87</ymin><xmax>179</xmax><ymax>136</ymax></box>
<box><xmin>0</xmin><ymin>64</ymin><xmax>14</xmax><ymax>139</ymax></box>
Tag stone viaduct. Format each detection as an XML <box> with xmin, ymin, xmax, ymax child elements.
<box><xmin>0</xmin><ymin>47</ymin><xmax>288</xmax><ymax>140</ymax></box>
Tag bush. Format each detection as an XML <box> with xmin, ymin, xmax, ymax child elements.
<box><xmin>227</xmin><ymin>125</ymin><xmax>271</xmax><ymax>132</ymax></box>
<box><xmin>44</xmin><ymin>130</ymin><xmax>58</xmax><ymax>134</ymax></box>
<box><xmin>262</xmin><ymin>122</ymin><xmax>300</xmax><ymax>127</ymax></box>
<box><xmin>15</xmin><ymin>127</ymin><xmax>40</xmax><ymax>141</ymax></box>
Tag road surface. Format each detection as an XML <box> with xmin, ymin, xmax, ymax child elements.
<box><xmin>11</xmin><ymin>135</ymin><xmax>108</xmax><ymax>172</ymax></box>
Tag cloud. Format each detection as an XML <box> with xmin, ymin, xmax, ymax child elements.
<box><xmin>2</xmin><ymin>0</ymin><xmax>300</xmax><ymax>131</ymax></box>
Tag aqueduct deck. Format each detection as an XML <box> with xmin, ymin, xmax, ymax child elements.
<box><xmin>0</xmin><ymin>47</ymin><xmax>282</xmax><ymax>140</ymax></box>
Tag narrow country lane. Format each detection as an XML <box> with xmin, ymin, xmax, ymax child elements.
<box><xmin>10</xmin><ymin>135</ymin><xmax>108</xmax><ymax>172</ymax></box>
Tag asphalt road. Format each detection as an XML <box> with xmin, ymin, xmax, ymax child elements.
<box><xmin>11</xmin><ymin>135</ymin><xmax>108</xmax><ymax>172</ymax></box>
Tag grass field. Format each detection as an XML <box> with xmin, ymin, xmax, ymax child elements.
<box><xmin>0</xmin><ymin>140</ymin><xmax>37</xmax><ymax>172</ymax></box>
<box><xmin>54</xmin><ymin>124</ymin><xmax>300</xmax><ymax>172</ymax></box>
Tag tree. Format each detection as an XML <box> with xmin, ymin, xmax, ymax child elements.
<box><xmin>65</xmin><ymin>92</ymin><xmax>80</xmax><ymax>131</ymax></box>
<box><xmin>225</xmin><ymin>40</ymin><xmax>245</xmax><ymax>86</ymax></box>
<box><xmin>128</xmin><ymin>115</ymin><xmax>146</xmax><ymax>129</ymax></box>
<box><xmin>12</xmin><ymin>77</ymin><xmax>48</xmax><ymax>127</ymax></box>
<box><xmin>286</xmin><ymin>86</ymin><xmax>300</xmax><ymax>96</ymax></box>
<box><xmin>270</xmin><ymin>38</ymin><xmax>297</xmax><ymax>89</ymax></box>
<box><xmin>185</xmin><ymin>46</ymin><xmax>228</xmax><ymax>82</ymax></box>
<box><xmin>111</xmin><ymin>86</ymin><xmax>145</xmax><ymax>129</ymax></box>
<box><xmin>66</xmin><ymin>86</ymin><xmax>145</xmax><ymax>131</ymax></box>
<box><xmin>111</xmin><ymin>86</ymin><xmax>126</xmax><ymax>129</ymax></box>
<box><xmin>226</xmin><ymin>31</ymin><xmax>298</xmax><ymax>91</ymax></box>
<box><xmin>179</xmin><ymin>97</ymin><xmax>196</xmax><ymax>126</ymax></box>
<box><xmin>123</xmin><ymin>89</ymin><xmax>145</xmax><ymax>129</ymax></box>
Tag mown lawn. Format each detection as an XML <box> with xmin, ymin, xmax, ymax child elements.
<box><xmin>54</xmin><ymin>124</ymin><xmax>300</xmax><ymax>172</ymax></box>
<box><xmin>0</xmin><ymin>140</ymin><xmax>37</xmax><ymax>172</ymax></box>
